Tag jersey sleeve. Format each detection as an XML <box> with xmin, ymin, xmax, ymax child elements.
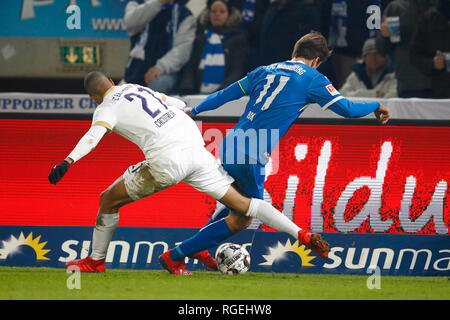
<box><xmin>307</xmin><ymin>74</ymin><xmax>344</xmax><ymax>110</ymax></box>
<box><xmin>67</xmin><ymin>125</ymin><xmax>108</xmax><ymax>163</ymax></box>
<box><xmin>92</xmin><ymin>105</ymin><xmax>117</xmax><ymax>132</ymax></box>
<box><xmin>191</xmin><ymin>78</ymin><xmax>248</xmax><ymax>115</ymax></box>
<box><xmin>161</xmin><ymin>94</ymin><xmax>186</xmax><ymax>110</ymax></box>
<box><xmin>307</xmin><ymin>73</ymin><xmax>380</xmax><ymax>118</ymax></box>
<box><xmin>237</xmin><ymin>77</ymin><xmax>250</xmax><ymax>96</ymax></box>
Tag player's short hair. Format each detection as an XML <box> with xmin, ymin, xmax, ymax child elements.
<box><xmin>84</xmin><ymin>71</ymin><xmax>109</xmax><ymax>97</ymax></box>
<box><xmin>292</xmin><ymin>31</ymin><xmax>332</xmax><ymax>63</ymax></box>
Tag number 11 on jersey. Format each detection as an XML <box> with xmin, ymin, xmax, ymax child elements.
<box><xmin>255</xmin><ymin>75</ymin><xmax>290</xmax><ymax>111</ymax></box>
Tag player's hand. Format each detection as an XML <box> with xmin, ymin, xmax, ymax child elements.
<box><xmin>48</xmin><ymin>160</ymin><xmax>71</xmax><ymax>185</ymax></box>
<box><xmin>144</xmin><ymin>67</ymin><xmax>163</xmax><ymax>84</ymax></box>
<box><xmin>184</xmin><ymin>107</ymin><xmax>194</xmax><ymax>118</ymax></box>
<box><xmin>374</xmin><ymin>104</ymin><xmax>390</xmax><ymax>125</ymax></box>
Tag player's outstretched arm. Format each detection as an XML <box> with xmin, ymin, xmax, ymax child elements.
<box><xmin>309</xmin><ymin>75</ymin><xmax>390</xmax><ymax>125</ymax></box>
<box><xmin>327</xmin><ymin>98</ymin><xmax>390</xmax><ymax>124</ymax></box>
<box><xmin>48</xmin><ymin>125</ymin><xmax>107</xmax><ymax>185</ymax></box>
<box><xmin>188</xmin><ymin>77</ymin><xmax>250</xmax><ymax>116</ymax></box>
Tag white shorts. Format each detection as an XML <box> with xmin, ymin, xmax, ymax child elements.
<box><xmin>123</xmin><ymin>146</ymin><xmax>234</xmax><ymax>201</ymax></box>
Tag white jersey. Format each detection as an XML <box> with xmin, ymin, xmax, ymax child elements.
<box><xmin>92</xmin><ymin>84</ymin><xmax>204</xmax><ymax>159</ymax></box>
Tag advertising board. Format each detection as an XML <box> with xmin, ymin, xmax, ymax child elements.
<box><xmin>0</xmin><ymin>1</ymin><xmax>128</xmax><ymax>38</ymax></box>
<box><xmin>1</xmin><ymin>119</ymin><xmax>448</xmax><ymax>234</ymax></box>
<box><xmin>0</xmin><ymin>226</ymin><xmax>448</xmax><ymax>276</ymax></box>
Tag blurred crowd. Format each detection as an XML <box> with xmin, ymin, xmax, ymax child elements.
<box><xmin>121</xmin><ymin>0</ymin><xmax>450</xmax><ymax>99</ymax></box>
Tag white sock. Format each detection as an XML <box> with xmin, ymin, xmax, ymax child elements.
<box><xmin>91</xmin><ymin>213</ymin><xmax>119</xmax><ymax>260</ymax></box>
<box><xmin>246</xmin><ymin>198</ymin><xmax>301</xmax><ymax>239</ymax></box>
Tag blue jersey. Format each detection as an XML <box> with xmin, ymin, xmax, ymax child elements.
<box><xmin>192</xmin><ymin>59</ymin><xmax>380</xmax><ymax>199</ymax></box>
<box><xmin>193</xmin><ymin>60</ymin><xmax>380</xmax><ymax>165</ymax></box>
<box><xmin>222</xmin><ymin>61</ymin><xmax>344</xmax><ymax>164</ymax></box>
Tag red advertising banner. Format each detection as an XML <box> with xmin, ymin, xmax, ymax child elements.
<box><xmin>0</xmin><ymin>119</ymin><xmax>449</xmax><ymax>234</ymax></box>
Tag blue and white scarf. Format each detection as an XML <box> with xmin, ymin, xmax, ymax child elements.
<box><xmin>199</xmin><ymin>30</ymin><xmax>225</xmax><ymax>94</ymax></box>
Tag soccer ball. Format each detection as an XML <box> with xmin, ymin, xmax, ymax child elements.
<box><xmin>215</xmin><ymin>243</ymin><xmax>250</xmax><ymax>275</ymax></box>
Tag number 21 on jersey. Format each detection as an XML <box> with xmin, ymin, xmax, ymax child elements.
<box><xmin>124</xmin><ymin>87</ymin><xmax>168</xmax><ymax>118</ymax></box>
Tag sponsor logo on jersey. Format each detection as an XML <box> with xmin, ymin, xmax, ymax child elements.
<box><xmin>326</xmin><ymin>84</ymin><xmax>339</xmax><ymax>96</ymax></box>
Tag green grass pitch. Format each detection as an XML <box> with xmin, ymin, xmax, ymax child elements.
<box><xmin>0</xmin><ymin>267</ymin><xmax>448</xmax><ymax>300</ymax></box>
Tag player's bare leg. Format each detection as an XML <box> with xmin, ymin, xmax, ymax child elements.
<box><xmin>66</xmin><ymin>176</ymin><xmax>134</xmax><ymax>272</ymax></box>
<box><xmin>224</xmin><ymin>211</ymin><xmax>252</xmax><ymax>233</ymax></box>
<box><xmin>98</xmin><ymin>176</ymin><xmax>135</xmax><ymax>214</ymax></box>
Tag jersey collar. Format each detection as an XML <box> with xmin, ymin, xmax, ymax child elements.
<box><xmin>290</xmin><ymin>58</ymin><xmax>307</xmax><ymax>65</ymax></box>
<box><xmin>103</xmin><ymin>86</ymin><xmax>116</xmax><ymax>98</ymax></box>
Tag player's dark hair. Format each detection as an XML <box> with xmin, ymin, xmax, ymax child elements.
<box><xmin>292</xmin><ymin>31</ymin><xmax>332</xmax><ymax>63</ymax></box>
<box><xmin>84</xmin><ymin>71</ymin><xmax>109</xmax><ymax>97</ymax></box>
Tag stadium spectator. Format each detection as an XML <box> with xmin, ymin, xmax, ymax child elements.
<box><xmin>122</xmin><ymin>0</ymin><xmax>196</xmax><ymax>94</ymax></box>
<box><xmin>376</xmin><ymin>0</ymin><xmax>434</xmax><ymax>98</ymax></box>
<box><xmin>340</xmin><ymin>38</ymin><xmax>397</xmax><ymax>98</ymax></box>
<box><xmin>409</xmin><ymin>0</ymin><xmax>450</xmax><ymax>98</ymax></box>
<box><xmin>258</xmin><ymin>0</ymin><xmax>324</xmax><ymax>66</ymax></box>
<box><xmin>178</xmin><ymin>0</ymin><xmax>249</xmax><ymax>94</ymax></box>
<box><xmin>327</xmin><ymin>0</ymin><xmax>383</xmax><ymax>90</ymax></box>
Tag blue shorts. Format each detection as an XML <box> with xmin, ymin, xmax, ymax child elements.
<box><xmin>221</xmin><ymin>161</ymin><xmax>265</xmax><ymax>200</ymax></box>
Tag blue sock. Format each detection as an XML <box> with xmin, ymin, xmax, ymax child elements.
<box><xmin>170</xmin><ymin>246</ymin><xmax>186</xmax><ymax>261</ymax></box>
<box><xmin>170</xmin><ymin>218</ymin><xmax>233</xmax><ymax>261</ymax></box>
<box><xmin>202</xmin><ymin>206</ymin><xmax>230</xmax><ymax>228</ymax></box>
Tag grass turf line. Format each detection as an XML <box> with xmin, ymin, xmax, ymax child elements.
<box><xmin>0</xmin><ymin>267</ymin><xmax>448</xmax><ymax>300</ymax></box>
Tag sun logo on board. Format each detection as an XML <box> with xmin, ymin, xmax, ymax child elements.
<box><xmin>0</xmin><ymin>232</ymin><xmax>51</xmax><ymax>261</ymax></box>
<box><xmin>258</xmin><ymin>239</ymin><xmax>316</xmax><ymax>267</ymax></box>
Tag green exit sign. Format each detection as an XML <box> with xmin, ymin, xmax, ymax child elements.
<box><xmin>60</xmin><ymin>45</ymin><xmax>101</xmax><ymax>65</ymax></box>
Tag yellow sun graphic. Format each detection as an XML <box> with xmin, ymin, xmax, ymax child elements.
<box><xmin>259</xmin><ymin>238</ymin><xmax>316</xmax><ymax>266</ymax></box>
<box><xmin>0</xmin><ymin>232</ymin><xmax>51</xmax><ymax>260</ymax></box>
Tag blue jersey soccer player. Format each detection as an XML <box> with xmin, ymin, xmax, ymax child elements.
<box><xmin>159</xmin><ymin>32</ymin><xmax>390</xmax><ymax>274</ymax></box>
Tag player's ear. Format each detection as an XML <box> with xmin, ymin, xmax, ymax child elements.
<box><xmin>90</xmin><ymin>95</ymin><xmax>100</xmax><ymax>104</ymax></box>
<box><xmin>312</xmin><ymin>57</ymin><xmax>321</xmax><ymax>69</ymax></box>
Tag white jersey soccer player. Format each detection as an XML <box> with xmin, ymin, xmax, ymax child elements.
<box><xmin>49</xmin><ymin>79</ymin><xmax>233</xmax><ymax>273</ymax></box>
<box><xmin>84</xmin><ymin>83</ymin><xmax>233</xmax><ymax>202</ymax></box>
<box><xmin>48</xmin><ymin>71</ymin><xmax>330</xmax><ymax>274</ymax></box>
